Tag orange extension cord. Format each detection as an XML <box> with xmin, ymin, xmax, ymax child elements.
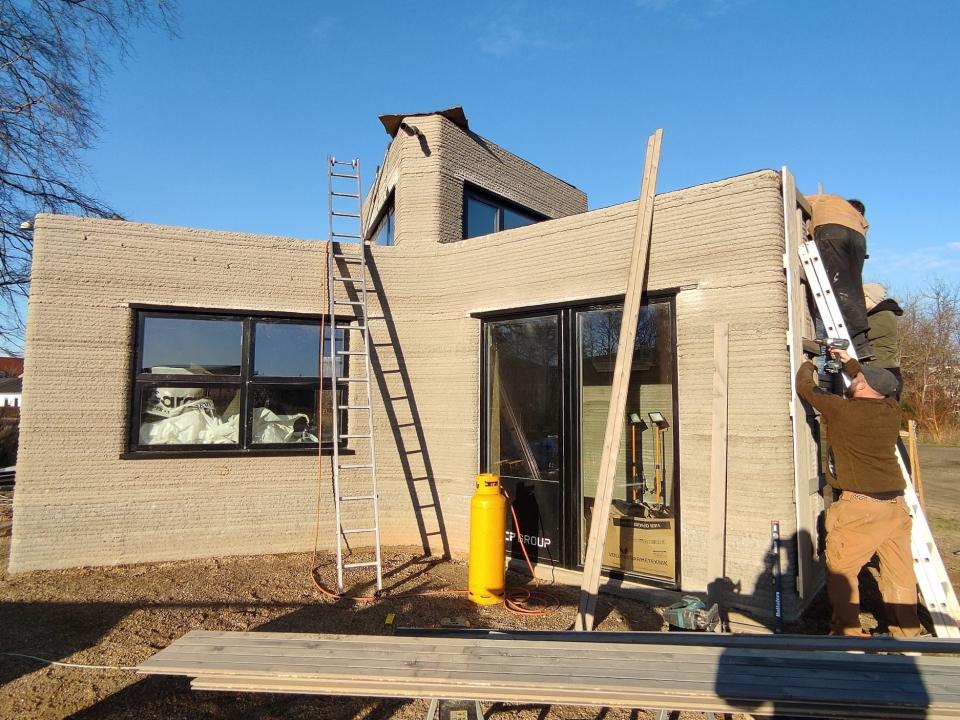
<box><xmin>310</xmin><ymin>257</ymin><xmax>556</xmax><ymax>616</ymax></box>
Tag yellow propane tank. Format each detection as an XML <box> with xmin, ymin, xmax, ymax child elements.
<box><xmin>468</xmin><ymin>473</ymin><xmax>507</xmax><ymax>605</ymax></box>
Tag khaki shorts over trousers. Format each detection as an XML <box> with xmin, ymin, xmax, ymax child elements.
<box><xmin>825</xmin><ymin>494</ymin><xmax>921</xmax><ymax>636</ymax></box>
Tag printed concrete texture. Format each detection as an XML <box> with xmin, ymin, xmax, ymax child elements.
<box><xmin>11</xmin><ymin>113</ymin><xmax>798</xmax><ymax>618</ymax></box>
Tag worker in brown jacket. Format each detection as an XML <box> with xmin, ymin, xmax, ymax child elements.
<box><xmin>796</xmin><ymin>349</ymin><xmax>920</xmax><ymax>637</ymax></box>
<box><xmin>805</xmin><ymin>194</ymin><xmax>874</xmax><ymax>359</ymax></box>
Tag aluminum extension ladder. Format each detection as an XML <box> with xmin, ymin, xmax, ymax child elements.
<box><xmin>326</xmin><ymin>157</ymin><xmax>383</xmax><ymax>594</ymax></box>
<box><xmin>798</xmin><ymin>239</ymin><xmax>960</xmax><ymax>637</ymax></box>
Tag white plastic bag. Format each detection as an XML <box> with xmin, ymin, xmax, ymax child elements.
<box><xmin>252</xmin><ymin>407</ymin><xmax>317</xmax><ymax>444</ymax></box>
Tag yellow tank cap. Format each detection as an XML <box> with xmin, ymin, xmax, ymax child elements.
<box><xmin>475</xmin><ymin>473</ymin><xmax>501</xmax><ymax>495</ymax></box>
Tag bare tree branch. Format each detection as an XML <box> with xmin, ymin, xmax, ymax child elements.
<box><xmin>0</xmin><ymin>0</ymin><xmax>176</xmax><ymax>354</ymax></box>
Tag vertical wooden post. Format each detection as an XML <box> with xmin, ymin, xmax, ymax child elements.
<box><xmin>575</xmin><ymin>129</ymin><xmax>662</xmax><ymax>632</ymax></box>
<box><xmin>706</xmin><ymin>322</ymin><xmax>730</xmax><ymax>589</ymax></box>
<box><xmin>908</xmin><ymin>420</ymin><xmax>925</xmax><ymax>510</ymax></box>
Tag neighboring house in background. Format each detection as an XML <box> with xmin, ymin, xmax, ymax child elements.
<box><xmin>0</xmin><ymin>356</ymin><xmax>24</xmax><ymax>380</ymax></box>
<box><xmin>0</xmin><ymin>357</ymin><xmax>24</xmax><ymax>410</ymax></box>
<box><xmin>10</xmin><ymin>108</ymin><xmax>822</xmax><ymax>623</ymax></box>
<box><xmin>0</xmin><ymin>376</ymin><xmax>22</xmax><ymax>409</ymax></box>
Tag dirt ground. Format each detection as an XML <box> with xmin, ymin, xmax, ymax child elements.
<box><xmin>0</xmin><ymin>446</ymin><xmax>956</xmax><ymax>719</ymax></box>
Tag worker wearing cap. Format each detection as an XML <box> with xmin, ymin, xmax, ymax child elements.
<box><xmin>805</xmin><ymin>194</ymin><xmax>874</xmax><ymax>359</ymax></box>
<box><xmin>864</xmin><ymin>282</ymin><xmax>904</xmax><ymax>400</ymax></box>
<box><xmin>796</xmin><ymin>349</ymin><xmax>920</xmax><ymax>637</ymax></box>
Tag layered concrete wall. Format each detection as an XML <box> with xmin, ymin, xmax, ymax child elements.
<box><xmin>11</xmin><ymin>115</ymin><xmax>798</xmax><ymax>618</ymax></box>
<box><xmin>360</xmin><ymin>169</ymin><xmax>796</xmax><ymax>616</ymax></box>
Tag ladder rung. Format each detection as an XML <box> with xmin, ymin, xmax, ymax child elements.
<box><xmin>337</xmin><ymin>350</ymin><xmax>366</xmax><ymax>356</ymax></box>
<box><xmin>337</xmin><ymin>377</ymin><xmax>370</xmax><ymax>382</ymax></box>
<box><xmin>338</xmin><ymin>463</ymin><xmax>372</xmax><ymax>469</ymax></box>
<box><xmin>331</xmin><ymin>233</ymin><xmax>362</xmax><ymax>239</ymax></box>
<box><xmin>332</xmin><ymin>276</ymin><xmax>361</xmax><ymax>282</ymax></box>
<box><xmin>340</xmin><ymin>495</ymin><xmax>376</xmax><ymax>502</ymax></box>
<box><xmin>343</xmin><ymin>405</ymin><xmax>370</xmax><ymax>410</ymax></box>
<box><xmin>331</xmin><ymin>191</ymin><xmax>361</xmax><ymax>198</ymax></box>
<box><xmin>332</xmin><ymin>255</ymin><xmax>363</xmax><ymax>263</ymax></box>
<box><xmin>344</xmin><ymin>561</ymin><xmax>379</xmax><ymax>569</ymax></box>
<box><xmin>333</xmin><ymin>300</ymin><xmax>364</xmax><ymax>306</ymax></box>
<box><xmin>341</xmin><ymin>433</ymin><xmax>371</xmax><ymax>439</ymax></box>
<box><xmin>341</xmin><ymin>528</ymin><xmax>377</xmax><ymax>535</ymax></box>
<box><xmin>330</xmin><ymin>172</ymin><xmax>359</xmax><ymax>178</ymax></box>
<box><xmin>332</xmin><ymin>211</ymin><xmax>361</xmax><ymax>218</ymax></box>
<box><xmin>343</xmin><ymin>325</ymin><xmax>367</xmax><ymax>331</ymax></box>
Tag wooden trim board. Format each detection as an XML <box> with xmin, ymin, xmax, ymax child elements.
<box><xmin>576</xmin><ymin>128</ymin><xmax>663</xmax><ymax>631</ymax></box>
<box><xmin>781</xmin><ymin>166</ymin><xmax>822</xmax><ymax>601</ymax></box>
<box><xmin>706</xmin><ymin>321</ymin><xmax>729</xmax><ymax>591</ymax></box>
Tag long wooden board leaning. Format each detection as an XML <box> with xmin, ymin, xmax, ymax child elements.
<box><xmin>576</xmin><ymin>129</ymin><xmax>663</xmax><ymax>631</ymax></box>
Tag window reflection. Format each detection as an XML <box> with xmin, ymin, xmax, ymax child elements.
<box><xmin>140</xmin><ymin>317</ymin><xmax>242</xmax><ymax>375</ymax></box>
<box><xmin>486</xmin><ymin>315</ymin><xmax>560</xmax><ymax>481</ymax></box>
<box><xmin>254</xmin><ymin>323</ymin><xmax>343</xmax><ymax>378</ymax></box>
<box><xmin>464</xmin><ymin>189</ymin><xmax>542</xmax><ymax>239</ymax></box>
<box><xmin>578</xmin><ymin>301</ymin><xmax>676</xmax><ymax>581</ymax></box>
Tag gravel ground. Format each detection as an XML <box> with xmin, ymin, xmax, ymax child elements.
<box><xmin>1</xmin><ymin>444</ymin><xmax>956</xmax><ymax>719</ymax></box>
<box><xmin>1</xmin><ymin>540</ymin><xmax>714</xmax><ymax>720</ymax></box>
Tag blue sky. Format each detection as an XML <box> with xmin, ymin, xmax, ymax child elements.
<box><xmin>80</xmin><ymin>0</ymin><xmax>960</xmax><ymax>296</ymax></box>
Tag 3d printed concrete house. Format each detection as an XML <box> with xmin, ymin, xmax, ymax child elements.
<box><xmin>10</xmin><ymin>108</ymin><xmax>822</xmax><ymax>621</ymax></box>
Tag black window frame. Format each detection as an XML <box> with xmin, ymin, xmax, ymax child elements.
<box><xmin>124</xmin><ymin>305</ymin><xmax>348</xmax><ymax>459</ymax></box>
<box><xmin>475</xmin><ymin>292</ymin><xmax>681</xmax><ymax>589</ymax></box>
<box><xmin>462</xmin><ymin>182</ymin><xmax>548</xmax><ymax>239</ymax></box>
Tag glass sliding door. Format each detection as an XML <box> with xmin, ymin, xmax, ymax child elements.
<box><xmin>484</xmin><ymin>314</ymin><xmax>561</xmax><ymax>564</ymax></box>
<box><xmin>577</xmin><ymin>299</ymin><xmax>678</xmax><ymax>584</ymax></box>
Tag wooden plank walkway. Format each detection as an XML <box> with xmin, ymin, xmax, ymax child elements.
<box><xmin>138</xmin><ymin>630</ymin><xmax>960</xmax><ymax>718</ymax></box>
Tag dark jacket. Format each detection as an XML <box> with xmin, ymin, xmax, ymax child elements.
<box><xmin>866</xmin><ymin>298</ymin><xmax>903</xmax><ymax>370</ymax></box>
<box><xmin>795</xmin><ymin>359</ymin><xmax>904</xmax><ymax>493</ymax></box>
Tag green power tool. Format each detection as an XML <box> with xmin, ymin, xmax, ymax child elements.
<box><xmin>662</xmin><ymin>596</ymin><xmax>721</xmax><ymax>632</ymax></box>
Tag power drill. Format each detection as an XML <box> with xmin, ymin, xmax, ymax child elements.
<box><xmin>802</xmin><ymin>337</ymin><xmax>850</xmax><ymax>373</ymax></box>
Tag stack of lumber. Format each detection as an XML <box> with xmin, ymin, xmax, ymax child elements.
<box><xmin>138</xmin><ymin>630</ymin><xmax>960</xmax><ymax>718</ymax></box>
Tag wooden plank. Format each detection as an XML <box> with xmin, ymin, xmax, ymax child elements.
<box><xmin>796</xmin><ymin>190</ymin><xmax>812</xmax><ymax>218</ymax></box>
<box><xmin>190</xmin><ymin>676</ymin><xmax>959</xmax><ymax>720</ymax></box>
<box><xmin>135</xmin><ymin>630</ymin><xmax>960</xmax><ymax>719</ymax></box>
<box><xmin>139</xmin><ymin>633</ymin><xmax>960</xmax><ymax>679</ymax></box>
<box><xmin>908</xmin><ymin>420</ymin><xmax>926</xmax><ymax>509</ymax></box>
<box><xmin>143</xmin><ymin>650</ymin><xmax>960</xmax><ymax>692</ymax></box>
<box><xmin>706</xmin><ymin>321</ymin><xmax>729</xmax><ymax>591</ymax></box>
<box><xmin>171</xmin><ymin>628</ymin><xmax>960</xmax><ymax>656</ymax></box>
<box><xmin>782</xmin><ymin>166</ymin><xmax>822</xmax><ymax>600</ymax></box>
<box><xmin>142</xmin><ymin>637</ymin><xmax>960</xmax><ymax>679</ymax></box>
<box><xmin>192</xmin><ymin>678</ymin><xmax>960</xmax><ymax>720</ymax></box>
<box><xmin>576</xmin><ymin>128</ymin><xmax>662</xmax><ymax>631</ymax></box>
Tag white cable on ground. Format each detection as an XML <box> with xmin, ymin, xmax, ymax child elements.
<box><xmin>0</xmin><ymin>652</ymin><xmax>137</xmax><ymax>671</ymax></box>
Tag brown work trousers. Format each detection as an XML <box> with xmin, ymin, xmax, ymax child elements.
<box><xmin>825</xmin><ymin>494</ymin><xmax>921</xmax><ymax>637</ymax></box>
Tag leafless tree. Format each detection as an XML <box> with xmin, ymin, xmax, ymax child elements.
<box><xmin>899</xmin><ymin>279</ymin><xmax>960</xmax><ymax>443</ymax></box>
<box><xmin>0</xmin><ymin>0</ymin><xmax>175</xmax><ymax>353</ymax></box>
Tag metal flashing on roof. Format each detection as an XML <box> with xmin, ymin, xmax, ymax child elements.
<box><xmin>379</xmin><ymin>106</ymin><xmax>469</xmax><ymax>137</ymax></box>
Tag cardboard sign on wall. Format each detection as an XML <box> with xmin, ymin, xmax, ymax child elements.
<box><xmin>602</xmin><ymin>507</ymin><xmax>675</xmax><ymax>581</ymax></box>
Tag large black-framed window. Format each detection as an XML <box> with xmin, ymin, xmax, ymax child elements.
<box><xmin>126</xmin><ymin>307</ymin><xmax>345</xmax><ymax>457</ymax></box>
<box><xmin>463</xmin><ymin>183</ymin><xmax>547</xmax><ymax>239</ymax></box>
<box><xmin>478</xmin><ymin>293</ymin><xmax>681</xmax><ymax>588</ymax></box>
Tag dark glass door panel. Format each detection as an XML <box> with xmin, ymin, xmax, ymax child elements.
<box><xmin>486</xmin><ymin>315</ymin><xmax>561</xmax><ymax>481</ymax></box>
<box><xmin>485</xmin><ymin>314</ymin><xmax>562</xmax><ymax>563</ymax></box>
<box><xmin>577</xmin><ymin>300</ymin><xmax>678</xmax><ymax>584</ymax></box>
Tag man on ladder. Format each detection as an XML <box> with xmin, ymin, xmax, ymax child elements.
<box><xmin>796</xmin><ymin>347</ymin><xmax>921</xmax><ymax>637</ymax></box>
<box><xmin>805</xmin><ymin>193</ymin><xmax>874</xmax><ymax>359</ymax></box>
